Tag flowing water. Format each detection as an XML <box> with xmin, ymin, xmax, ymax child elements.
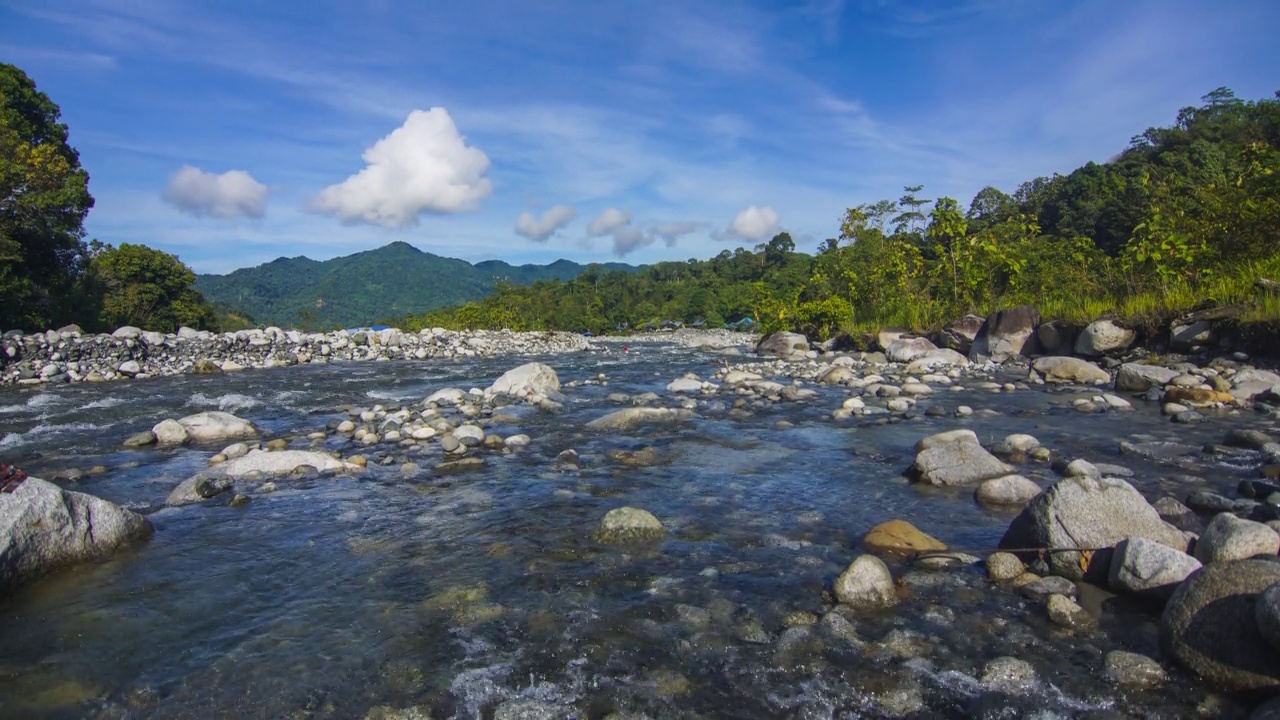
<box><xmin>0</xmin><ymin>343</ymin><xmax>1272</xmax><ymax>718</ymax></box>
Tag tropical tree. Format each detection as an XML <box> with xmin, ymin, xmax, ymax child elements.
<box><xmin>89</xmin><ymin>243</ymin><xmax>215</xmax><ymax>331</ymax></box>
<box><xmin>0</xmin><ymin>63</ymin><xmax>94</xmax><ymax>330</ymax></box>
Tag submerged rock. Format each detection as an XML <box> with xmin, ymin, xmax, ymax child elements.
<box><xmin>585</xmin><ymin>407</ymin><xmax>694</xmax><ymax>431</ymax></box>
<box><xmin>1</xmin><ymin>477</ymin><xmax>153</xmax><ymax>594</ymax></box>
<box><xmin>595</xmin><ymin>506</ymin><xmax>665</xmax><ymax>543</ymax></box>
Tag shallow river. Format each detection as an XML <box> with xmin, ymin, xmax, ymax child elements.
<box><xmin>0</xmin><ymin>342</ymin><xmax>1271</xmax><ymax>718</ymax></box>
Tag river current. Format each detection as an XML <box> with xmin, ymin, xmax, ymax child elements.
<box><xmin>0</xmin><ymin>340</ymin><xmax>1271</xmax><ymax>718</ymax></box>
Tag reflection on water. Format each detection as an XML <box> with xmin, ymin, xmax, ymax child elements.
<box><xmin>0</xmin><ymin>346</ymin><xmax>1265</xmax><ymax>717</ymax></box>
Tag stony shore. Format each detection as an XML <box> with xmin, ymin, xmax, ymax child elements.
<box><xmin>0</xmin><ymin>324</ymin><xmax>597</xmax><ymax>386</ymax></box>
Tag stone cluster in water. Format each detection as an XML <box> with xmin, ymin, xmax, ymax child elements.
<box><xmin>0</xmin><ymin>324</ymin><xmax>591</xmax><ymax>386</ymax></box>
<box><xmin>8</xmin><ymin>319</ymin><xmax>1280</xmax><ymax>716</ymax></box>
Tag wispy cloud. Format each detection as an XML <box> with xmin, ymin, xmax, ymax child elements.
<box><xmin>515</xmin><ymin>205</ymin><xmax>576</xmax><ymax>242</ymax></box>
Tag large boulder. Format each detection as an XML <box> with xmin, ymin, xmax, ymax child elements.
<box><xmin>176</xmin><ymin>411</ymin><xmax>257</xmax><ymax>443</ymax></box>
<box><xmin>488</xmin><ymin>362</ymin><xmax>561</xmax><ymax>399</ymax></box>
<box><xmin>756</xmin><ymin>332</ymin><xmax>809</xmax><ymax>358</ymax></box>
<box><xmin>938</xmin><ymin>314</ymin><xmax>985</xmax><ymax>353</ymax></box>
<box><xmin>1</xmin><ymin>477</ymin><xmax>153</xmax><ymax>594</ymax></box>
<box><xmin>1194</xmin><ymin>513</ymin><xmax>1280</xmax><ymax>565</ymax></box>
<box><xmin>970</xmin><ymin>305</ymin><xmax>1040</xmax><ymax>362</ymax></box>
<box><xmin>586</xmin><ymin>407</ymin><xmax>694</xmax><ymax>431</ymax></box>
<box><xmin>1161</xmin><ymin>559</ymin><xmax>1280</xmax><ymax>693</ymax></box>
<box><xmin>1108</xmin><ymin>537</ymin><xmax>1202</xmax><ymax>601</ymax></box>
<box><xmin>1031</xmin><ymin>356</ymin><xmax>1110</xmax><ymax>385</ymax></box>
<box><xmin>885</xmin><ymin>337</ymin><xmax>937</xmax><ymax>363</ymax></box>
<box><xmin>999</xmin><ymin>475</ymin><xmax>1187</xmax><ymax>583</ymax></box>
<box><xmin>975</xmin><ymin>475</ymin><xmax>1043</xmax><ymax>507</ymax></box>
<box><xmin>1035</xmin><ymin>320</ymin><xmax>1077</xmax><ymax>355</ymax></box>
<box><xmin>1115</xmin><ymin>363</ymin><xmax>1179</xmax><ymax>393</ymax></box>
<box><xmin>1074</xmin><ymin>320</ymin><xmax>1136</xmax><ymax>357</ymax></box>
<box><xmin>912</xmin><ymin>430</ymin><xmax>1014</xmax><ymax>487</ymax></box>
<box><xmin>1231</xmin><ymin>368</ymin><xmax>1280</xmax><ymax>402</ymax></box>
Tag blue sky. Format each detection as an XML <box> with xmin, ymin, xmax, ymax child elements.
<box><xmin>2</xmin><ymin>0</ymin><xmax>1277</xmax><ymax>274</ymax></box>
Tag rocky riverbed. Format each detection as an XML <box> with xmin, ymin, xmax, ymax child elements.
<box><xmin>2</xmin><ymin>326</ymin><xmax>1280</xmax><ymax>718</ymax></box>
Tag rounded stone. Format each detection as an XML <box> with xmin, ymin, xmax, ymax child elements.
<box><xmin>833</xmin><ymin>554</ymin><xmax>897</xmax><ymax>609</ymax></box>
<box><xmin>861</xmin><ymin>519</ymin><xmax>946</xmax><ymax>558</ymax></box>
<box><xmin>985</xmin><ymin>552</ymin><xmax>1026</xmax><ymax>582</ymax></box>
<box><xmin>1160</xmin><ymin>559</ymin><xmax>1280</xmax><ymax>693</ymax></box>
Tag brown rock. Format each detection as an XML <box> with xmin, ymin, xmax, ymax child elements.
<box><xmin>1163</xmin><ymin>387</ymin><xmax>1236</xmax><ymax>407</ymax></box>
<box><xmin>862</xmin><ymin>519</ymin><xmax>947</xmax><ymax>558</ymax></box>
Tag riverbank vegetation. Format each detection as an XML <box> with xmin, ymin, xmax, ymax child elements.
<box><xmin>405</xmin><ymin>88</ymin><xmax>1280</xmax><ymax>341</ymax></box>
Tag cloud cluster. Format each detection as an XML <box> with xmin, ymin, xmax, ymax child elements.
<box><xmin>162</xmin><ymin>166</ymin><xmax>268</xmax><ymax>219</ymax></box>
<box><xmin>514</xmin><ymin>205</ymin><xmax>576</xmax><ymax>241</ymax></box>
<box><xmin>719</xmin><ymin>205</ymin><xmax>781</xmax><ymax>242</ymax></box>
<box><xmin>310</xmin><ymin>108</ymin><xmax>492</xmax><ymax>228</ymax></box>
<box><xmin>581</xmin><ymin>209</ymin><xmax>705</xmax><ymax>256</ymax></box>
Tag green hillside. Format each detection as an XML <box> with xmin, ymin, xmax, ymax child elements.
<box><xmin>195</xmin><ymin>241</ymin><xmax>637</xmax><ymax>329</ymax></box>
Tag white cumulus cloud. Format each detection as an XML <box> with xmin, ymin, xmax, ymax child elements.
<box><xmin>720</xmin><ymin>205</ymin><xmax>781</xmax><ymax>242</ymax></box>
<box><xmin>611</xmin><ymin>226</ymin><xmax>652</xmax><ymax>256</ymax></box>
<box><xmin>586</xmin><ymin>208</ymin><xmax>632</xmax><ymax>237</ymax></box>
<box><xmin>515</xmin><ymin>205</ymin><xmax>576</xmax><ymax>242</ymax></box>
<box><xmin>310</xmin><ymin>108</ymin><xmax>492</xmax><ymax>228</ymax></box>
<box><xmin>162</xmin><ymin>166</ymin><xmax>268</xmax><ymax>219</ymax></box>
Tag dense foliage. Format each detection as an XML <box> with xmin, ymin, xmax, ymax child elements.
<box><xmin>0</xmin><ymin>62</ymin><xmax>94</xmax><ymax>330</ymax></box>
<box><xmin>406</xmin><ymin>88</ymin><xmax>1280</xmax><ymax>336</ymax></box>
<box><xmin>0</xmin><ymin>64</ymin><xmax>216</xmax><ymax>333</ymax></box>
<box><xmin>195</xmin><ymin>241</ymin><xmax>636</xmax><ymax>330</ymax></box>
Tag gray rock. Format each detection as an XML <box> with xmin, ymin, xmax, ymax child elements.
<box><xmin>1035</xmin><ymin>319</ymin><xmax>1077</xmax><ymax>354</ymax></box>
<box><xmin>151</xmin><ymin>419</ymin><xmax>189</xmax><ymax>445</ymax></box>
<box><xmin>111</xmin><ymin>326</ymin><xmax>142</xmax><ymax>339</ymax></box>
<box><xmin>833</xmin><ymin>554</ymin><xmax>897</xmax><ymax>609</ymax></box>
<box><xmin>1195</xmin><ymin>513</ymin><xmax>1280</xmax><ymax>564</ymax></box>
<box><xmin>585</xmin><ymin>407</ymin><xmax>694</xmax><ymax>431</ymax></box>
<box><xmin>1000</xmin><ymin>475</ymin><xmax>1188</xmax><ymax>582</ymax></box>
<box><xmin>1075</xmin><ymin>320</ymin><xmax>1136</xmax><ymax>357</ymax></box>
<box><xmin>166</xmin><ymin>475</ymin><xmax>235</xmax><ymax>506</ymax></box>
<box><xmin>595</xmin><ymin>506</ymin><xmax>664</xmax><ymax>543</ymax></box>
<box><xmin>1256</xmin><ymin>582</ymin><xmax>1280</xmax><ymax>656</ymax></box>
<box><xmin>985</xmin><ymin>552</ymin><xmax>1026</xmax><ymax>582</ymax></box>
<box><xmin>1226</xmin><ymin>429</ymin><xmax>1276</xmax><ymax>451</ymax></box>
<box><xmin>1032</xmin><ymin>356</ymin><xmax>1110</xmax><ymax>385</ymax></box>
<box><xmin>1104</xmin><ymin>650</ymin><xmax>1166</xmax><ymax>687</ymax></box>
<box><xmin>974</xmin><ymin>475</ymin><xmax>1042</xmax><ymax>507</ymax></box>
<box><xmin>487</xmin><ymin>362</ymin><xmax>561</xmax><ymax>399</ymax></box>
<box><xmin>970</xmin><ymin>305</ymin><xmax>1040</xmax><ymax>362</ymax></box>
<box><xmin>1109</xmin><ymin>537</ymin><xmax>1202</xmax><ymax>601</ymax></box>
<box><xmin>756</xmin><ymin>331</ymin><xmax>809</xmax><ymax>358</ymax></box>
<box><xmin>117</xmin><ymin>360</ymin><xmax>142</xmax><ymax>377</ymax></box>
<box><xmin>938</xmin><ymin>314</ymin><xmax>984</xmax><ymax>353</ymax></box>
<box><xmin>913</xmin><ymin>431</ymin><xmax>1014</xmax><ymax>487</ymax></box>
<box><xmin>1019</xmin><ymin>574</ymin><xmax>1077</xmax><ymax>602</ymax></box>
<box><xmin>1115</xmin><ymin>363</ymin><xmax>1180</xmax><ymax>393</ymax></box>
<box><xmin>176</xmin><ymin>411</ymin><xmax>257</xmax><ymax>443</ymax></box>
<box><xmin>1170</xmin><ymin>320</ymin><xmax>1215</xmax><ymax>350</ymax></box>
<box><xmin>979</xmin><ymin>656</ymin><xmax>1036</xmax><ymax>687</ymax></box>
<box><xmin>886</xmin><ymin>336</ymin><xmax>937</xmax><ymax>363</ymax></box>
<box><xmin>1161</xmin><ymin>559</ymin><xmax>1280</xmax><ymax>693</ymax></box>
<box><xmin>1</xmin><ymin>477</ymin><xmax>154</xmax><ymax>593</ymax></box>
<box><xmin>452</xmin><ymin>424</ymin><xmax>485</xmax><ymax>447</ymax></box>
<box><xmin>123</xmin><ymin>430</ymin><xmax>156</xmax><ymax>448</ymax></box>
<box><xmin>1231</xmin><ymin>369</ymin><xmax>1280</xmax><ymax>402</ymax></box>
<box><xmin>1047</xmin><ymin>592</ymin><xmax>1091</xmax><ymax>627</ymax></box>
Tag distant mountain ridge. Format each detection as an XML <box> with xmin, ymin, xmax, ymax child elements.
<box><xmin>194</xmin><ymin>241</ymin><xmax>637</xmax><ymax>329</ymax></box>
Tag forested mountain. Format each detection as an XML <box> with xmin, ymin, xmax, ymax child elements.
<box><xmin>194</xmin><ymin>241</ymin><xmax>638</xmax><ymax>329</ymax></box>
<box><xmin>407</xmin><ymin>88</ymin><xmax>1280</xmax><ymax>338</ymax></box>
